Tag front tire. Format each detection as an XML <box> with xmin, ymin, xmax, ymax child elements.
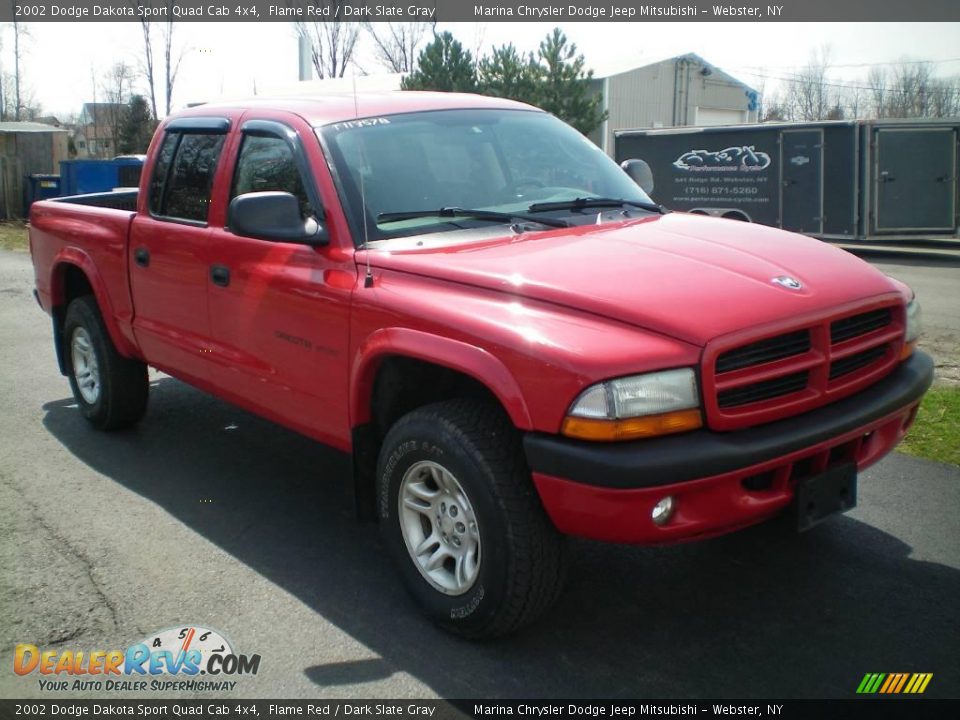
<box><xmin>377</xmin><ymin>399</ymin><xmax>566</xmax><ymax>638</ymax></box>
<box><xmin>63</xmin><ymin>296</ymin><xmax>148</xmax><ymax>431</ymax></box>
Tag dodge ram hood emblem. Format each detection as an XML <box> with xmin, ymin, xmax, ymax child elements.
<box><xmin>772</xmin><ymin>275</ymin><xmax>803</xmax><ymax>290</ymax></box>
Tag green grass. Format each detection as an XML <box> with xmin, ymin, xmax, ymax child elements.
<box><xmin>899</xmin><ymin>386</ymin><xmax>960</xmax><ymax>466</ymax></box>
<box><xmin>0</xmin><ymin>221</ymin><xmax>28</xmax><ymax>251</ymax></box>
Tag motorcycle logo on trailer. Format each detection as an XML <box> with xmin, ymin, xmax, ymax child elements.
<box><xmin>673</xmin><ymin>145</ymin><xmax>772</xmax><ymax>172</ymax></box>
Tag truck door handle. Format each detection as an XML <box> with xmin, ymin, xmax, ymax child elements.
<box><xmin>210</xmin><ymin>265</ymin><xmax>231</xmax><ymax>287</ymax></box>
<box><xmin>134</xmin><ymin>247</ymin><xmax>150</xmax><ymax>267</ymax></box>
<box><xmin>880</xmin><ymin>172</ymin><xmax>895</xmax><ymax>183</ymax></box>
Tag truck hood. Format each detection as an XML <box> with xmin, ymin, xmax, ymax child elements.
<box><xmin>365</xmin><ymin>214</ymin><xmax>902</xmax><ymax>347</ymax></box>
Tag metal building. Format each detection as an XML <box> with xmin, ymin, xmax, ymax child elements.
<box><xmin>588</xmin><ymin>53</ymin><xmax>759</xmax><ymax>154</ymax></box>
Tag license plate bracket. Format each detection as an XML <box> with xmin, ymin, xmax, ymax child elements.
<box><xmin>795</xmin><ymin>462</ymin><xmax>858</xmax><ymax>532</ymax></box>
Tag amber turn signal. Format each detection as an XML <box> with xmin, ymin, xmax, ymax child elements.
<box><xmin>561</xmin><ymin>408</ymin><xmax>703</xmax><ymax>442</ymax></box>
<box><xmin>900</xmin><ymin>340</ymin><xmax>916</xmax><ymax>361</ymax></box>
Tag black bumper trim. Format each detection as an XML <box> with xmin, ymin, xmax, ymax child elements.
<box><xmin>523</xmin><ymin>352</ymin><xmax>934</xmax><ymax>489</ymax></box>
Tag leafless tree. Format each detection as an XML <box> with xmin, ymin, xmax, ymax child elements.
<box><xmin>752</xmin><ymin>74</ymin><xmax>787</xmax><ymax>122</ymax></box>
<box><xmin>364</xmin><ymin>21</ymin><xmax>434</xmax><ymax>74</ymax></box>
<box><xmin>761</xmin><ymin>94</ymin><xmax>789</xmax><ymax>122</ymax></box>
<box><xmin>470</xmin><ymin>23</ymin><xmax>487</xmax><ymax>70</ymax></box>
<box><xmin>840</xmin><ymin>83</ymin><xmax>866</xmax><ymax>119</ymax></box>
<box><xmin>865</xmin><ymin>59</ymin><xmax>960</xmax><ymax>119</ymax></box>
<box><xmin>162</xmin><ymin>25</ymin><xmax>180</xmax><ymax>115</ymax></box>
<box><xmin>886</xmin><ymin>61</ymin><xmax>936</xmax><ymax>117</ymax></box>
<box><xmin>144</xmin><ymin>0</ymin><xmax>187</xmax><ymax>119</ymax></box>
<box><xmin>131</xmin><ymin>3</ymin><xmax>159</xmax><ymax>120</ymax></box>
<box><xmin>783</xmin><ymin>45</ymin><xmax>833</xmax><ymax>121</ymax></box>
<box><xmin>866</xmin><ymin>66</ymin><xmax>889</xmax><ymax>118</ymax></box>
<box><xmin>100</xmin><ymin>61</ymin><xmax>135</xmax><ymax>155</ymax></box>
<box><xmin>11</xmin><ymin>19</ymin><xmax>28</xmax><ymax>120</ymax></box>
<box><xmin>0</xmin><ymin>35</ymin><xmax>6</xmax><ymax>121</ymax></box>
<box><xmin>928</xmin><ymin>76</ymin><xmax>960</xmax><ymax>118</ymax></box>
<box><xmin>295</xmin><ymin>11</ymin><xmax>361</xmax><ymax>80</ymax></box>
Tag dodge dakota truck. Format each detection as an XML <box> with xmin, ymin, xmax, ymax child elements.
<box><xmin>29</xmin><ymin>93</ymin><xmax>933</xmax><ymax>638</ymax></box>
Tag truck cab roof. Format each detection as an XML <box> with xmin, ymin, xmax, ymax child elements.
<box><xmin>170</xmin><ymin>92</ymin><xmax>540</xmax><ymax>128</ymax></box>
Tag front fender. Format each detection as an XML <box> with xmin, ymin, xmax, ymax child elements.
<box><xmin>350</xmin><ymin>327</ymin><xmax>533</xmax><ymax>430</ymax></box>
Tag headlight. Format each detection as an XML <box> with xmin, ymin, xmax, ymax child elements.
<box><xmin>562</xmin><ymin>368</ymin><xmax>702</xmax><ymax>442</ymax></box>
<box><xmin>902</xmin><ymin>296</ymin><xmax>922</xmax><ymax>359</ymax></box>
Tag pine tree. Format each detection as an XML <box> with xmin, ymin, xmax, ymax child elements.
<box><xmin>401</xmin><ymin>31</ymin><xmax>476</xmax><ymax>93</ymax></box>
<box><xmin>477</xmin><ymin>44</ymin><xmax>540</xmax><ymax>105</ymax></box>
<box><xmin>119</xmin><ymin>95</ymin><xmax>156</xmax><ymax>155</ymax></box>
<box><xmin>532</xmin><ymin>28</ymin><xmax>606</xmax><ymax>135</ymax></box>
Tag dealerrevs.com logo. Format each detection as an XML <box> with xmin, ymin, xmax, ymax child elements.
<box><xmin>14</xmin><ymin>625</ymin><xmax>260</xmax><ymax>692</ymax></box>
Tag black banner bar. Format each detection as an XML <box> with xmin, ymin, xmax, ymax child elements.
<box><xmin>2</xmin><ymin>0</ymin><xmax>960</xmax><ymax>23</ymax></box>
<box><xmin>2</xmin><ymin>700</ymin><xmax>959</xmax><ymax>720</ymax></box>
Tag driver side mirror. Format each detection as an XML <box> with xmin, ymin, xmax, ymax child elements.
<box><xmin>228</xmin><ymin>191</ymin><xmax>328</xmax><ymax>247</ymax></box>
<box><xmin>620</xmin><ymin>159</ymin><xmax>655</xmax><ymax>196</ymax></box>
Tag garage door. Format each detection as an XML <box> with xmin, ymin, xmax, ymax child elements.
<box><xmin>696</xmin><ymin>108</ymin><xmax>746</xmax><ymax>126</ymax></box>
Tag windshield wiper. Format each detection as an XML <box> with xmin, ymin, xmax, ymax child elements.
<box><xmin>527</xmin><ymin>197</ymin><xmax>666</xmax><ymax>215</ymax></box>
<box><xmin>376</xmin><ymin>207</ymin><xmax>570</xmax><ymax>229</ymax></box>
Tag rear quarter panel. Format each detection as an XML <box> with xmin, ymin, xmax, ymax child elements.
<box><xmin>29</xmin><ymin>200</ymin><xmax>141</xmax><ymax>358</ymax></box>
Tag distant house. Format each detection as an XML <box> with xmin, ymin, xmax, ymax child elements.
<box><xmin>0</xmin><ymin>121</ymin><xmax>69</xmax><ymax>218</ymax></box>
<box><xmin>588</xmin><ymin>53</ymin><xmax>760</xmax><ymax>154</ymax></box>
<box><xmin>73</xmin><ymin>102</ymin><xmax>124</xmax><ymax>159</ymax></box>
<box><xmin>34</xmin><ymin>115</ymin><xmax>62</xmax><ymax>128</ymax></box>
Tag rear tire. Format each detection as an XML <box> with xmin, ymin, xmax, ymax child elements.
<box><xmin>377</xmin><ymin>399</ymin><xmax>566</xmax><ymax>638</ymax></box>
<box><xmin>63</xmin><ymin>296</ymin><xmax>148</xmax><ymax>431</ymax></box>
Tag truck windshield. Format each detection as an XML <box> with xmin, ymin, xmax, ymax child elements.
<box><xmin>318</xmin><ymin>108</ymin><xmax>654</xmax><ymax>243</ymax></box>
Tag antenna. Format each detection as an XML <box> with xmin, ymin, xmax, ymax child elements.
<box><xmin>353</xmin><ymin>73</ymin><xmax>374</xmax><ymax>289</ymax></box>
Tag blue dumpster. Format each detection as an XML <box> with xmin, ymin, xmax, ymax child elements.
<box><xmin>59</xmin><ymin>158</ymin><xmax>144</xmax><ymax>197</ymax></box>
<box><xmin>24</xmin><ymin>174</ymin><xmax>61</xmax><ymax>210</ymax></box>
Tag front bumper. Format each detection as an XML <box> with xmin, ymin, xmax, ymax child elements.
<box><xmin>524</xmin><ymin>352</ymin><xmax>933</xmax><ymax>544</ymax></box>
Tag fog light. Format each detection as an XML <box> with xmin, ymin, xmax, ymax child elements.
<box><xmin>652</xmin><ymin>496</ymin><xmax>675</xmax><ymax>526</ymax></box>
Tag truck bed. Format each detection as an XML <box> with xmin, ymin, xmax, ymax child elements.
<box><xmin>53</xmin><ymin>190</ymin><xmax>138</xmax><ymax>213</ymax></box>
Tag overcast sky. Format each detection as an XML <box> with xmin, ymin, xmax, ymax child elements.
<box><xmin>7</xmin><ymin>21</ymin><xmax>960</xmax><ymax>119</ymax></box>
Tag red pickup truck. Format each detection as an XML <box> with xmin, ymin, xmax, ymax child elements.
<box><xmin>30</xmin><ymin>93</ymin><xmax>932</xmax><ymax>638</ymax></box>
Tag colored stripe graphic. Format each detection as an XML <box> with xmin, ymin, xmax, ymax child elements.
<box><xmin>879</xmin><ymin>674</ymin><xmax>896</xmax><ymax>693</ymax></box>
<box><xmin>858</xmin><ymin>672</ymin><xmax>932</xmax><ymax>694</ymax></box>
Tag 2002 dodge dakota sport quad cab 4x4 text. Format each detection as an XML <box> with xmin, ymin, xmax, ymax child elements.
<box><xmin>29</xmin><ymin>93</ymin><xmax>933</xmax><ymax>638</ymax></box>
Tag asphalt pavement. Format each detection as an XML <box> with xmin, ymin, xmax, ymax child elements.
<box><xmin>872</xmin><ymin>257</ymin><xmax>960</xmax><ymax>384</ymax></box>
<box><xmin>1</xmin><ymin>249</ymin><xmax>958</xmax><ymax>700</ymax></box>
